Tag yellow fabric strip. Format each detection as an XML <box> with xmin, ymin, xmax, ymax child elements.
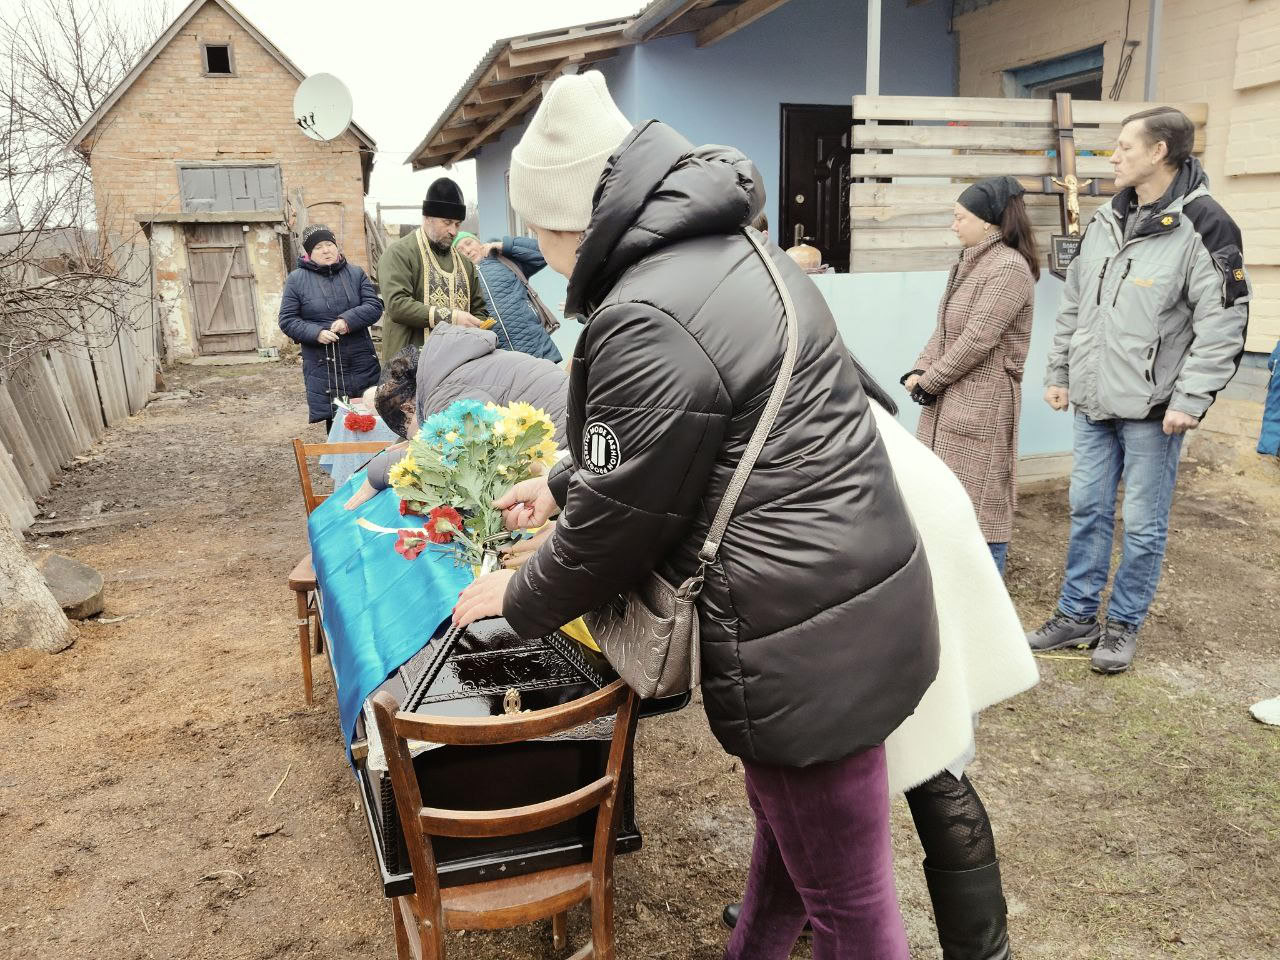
<box><xmin>558</xmin><ymin>617</ymin><xmax>599</xmax><ymax>653</ymax></box>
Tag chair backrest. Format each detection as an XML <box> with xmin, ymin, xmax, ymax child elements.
<box><xmin>290</xmin><ymin>438</ymin><xmax>391</xmax><ymax>515</ymax></box>
<box><xmin>371</xmin><ymin>679</ymin><xmax>640</xmax><ymax>926</ymax></box>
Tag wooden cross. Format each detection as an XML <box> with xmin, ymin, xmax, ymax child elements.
<box><xmin>1019</xmin><ymin>92</ymin><xmax>1117</xmax><ymax>278</ymax></box>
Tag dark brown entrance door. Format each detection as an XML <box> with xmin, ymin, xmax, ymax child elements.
<box><xmin>780</xmin><ymin>104</ymin><xmax>852</xmax><ymax>273</ymax></box>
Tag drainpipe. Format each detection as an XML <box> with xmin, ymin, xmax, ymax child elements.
<box><xmin>1143</xmin><ymin>0</ymin><xmax>1163</xmax><ymax>101</ymax></box>
<box><xmin>866</xmin><ymin>0</ymin><xmax>882</xmax><ymax>96</ymax></box>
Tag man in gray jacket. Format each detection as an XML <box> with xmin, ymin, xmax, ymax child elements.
<box><xmin>1028</xmin><ymin>107</ymin><xmax>1249</xmax><ymax>673</ymax></box>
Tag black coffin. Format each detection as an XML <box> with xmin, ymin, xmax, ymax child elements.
<box><xmin>353</xmin><ymin>619</ymin><xmax>684</xmax><ymax>898</ymax></box>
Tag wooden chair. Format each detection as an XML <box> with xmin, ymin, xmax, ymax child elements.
<box><xmin>371</xmin><ymin>679</ymin><xmax>640</xmax><ymax>960</ymax></box>
<box><xmin>289</xmin><ymin>437</ymin><xmax>391</xmax><ymax>705</ymax></box>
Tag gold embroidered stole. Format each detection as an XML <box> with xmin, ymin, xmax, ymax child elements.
<box><xmin>415</xmin><ymin>228</ymin><xmax>471</xmax><ymax>322</ymax></box>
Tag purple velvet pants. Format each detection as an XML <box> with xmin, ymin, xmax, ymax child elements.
<box><xmin>725</xmin><ymin>744</ymin><xmax>908</xmax><ymax>960</ymax></box>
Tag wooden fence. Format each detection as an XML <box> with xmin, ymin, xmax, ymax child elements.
<box><xmin>0</xmin><ymin>263</ymin><xmax>160</xmax><ymax>533</ymax></box>
<box><xmin>849</xmin><ymin>95</ymin><xmax>1209</xmax><ymax>273</ymax></box>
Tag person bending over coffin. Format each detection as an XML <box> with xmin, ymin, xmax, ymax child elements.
<box><xmin>342</xmin><ymin>324</ymin><xmax>567</xmax><ymax>512</ymax></box>
<box><xmin>451</xmin><ymin>71</ymin><xmax>939</xmax><ymax>960</ymax></box>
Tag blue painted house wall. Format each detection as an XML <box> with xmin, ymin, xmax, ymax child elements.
<box><xmin>468</xmin><ymin>0</ymin><xmax>1074</xmax><ymax>458</ymax></box>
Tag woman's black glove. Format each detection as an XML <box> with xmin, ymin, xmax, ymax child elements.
<box><xmin>910</xmin><ymin>384</ymin><xmax>938</xmax><ymax>407</ymax></box>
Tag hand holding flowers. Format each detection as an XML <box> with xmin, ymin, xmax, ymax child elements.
<box><xmin>359</xmin><ymin>399</ymin><xmax>559</xmax><ymax>575</ymax></box>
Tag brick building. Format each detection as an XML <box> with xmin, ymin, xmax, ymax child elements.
<box><xmin>951</xmin><ymin>0</ymin><xmax>1280</xmax><ymax>449</ymax></box>
<box><xmin>69</xmin><ymin>0</ymin><xmax>376</xmax><ymax>360</ymax></box>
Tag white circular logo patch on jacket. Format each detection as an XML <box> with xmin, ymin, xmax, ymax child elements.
<box><xmin>583</xmin><ymin>422</ymin><xmax>622</xmax><ymax>475</ymax></box>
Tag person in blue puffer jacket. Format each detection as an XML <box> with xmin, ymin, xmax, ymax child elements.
<box><xmin>454</xmin><ymin>232</ymin><xmax>562</xmax><ymax>363</ymax></box>
<box><xmin>278</xmin><ymin>224</ymin><xmax>383</xmax><ymax>428</ymax></box>
<box><xmin>1260</xmin><ymin>339</ymin><xmax>1280</xmax><ymax>457</ymax></box>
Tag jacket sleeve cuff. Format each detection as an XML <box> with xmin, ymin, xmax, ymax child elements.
<box><xmin>1044</xmin><ymin>369</ymin><xmax>1069</xmax><ymax>389</ymax></box>
<box><xmin>1169</xmin><ymin>393</ymin><xmax>1209</xmax><ymax>419</ymax></box>
<box><xmin>547</xmin><ymin>458</ymin><xmax>572</xmax><ymax>507</ymax></box>
<box><xmin>917</xmin><ymin>368</ymin><xmax>943</xmax><ymax>396</ymax></box>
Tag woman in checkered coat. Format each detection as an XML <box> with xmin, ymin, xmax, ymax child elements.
<box><xmin>902</xmin><ymin>177</ymin><xmax>1039</xmax><ymax>575</ymax></box>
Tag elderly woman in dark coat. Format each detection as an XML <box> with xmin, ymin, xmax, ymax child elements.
<box><xmin>278</xmin><ymin>224</ymin><xmax>383</xmax><ymax>428</ymax></box>
<box><xmin>902</xmin><ymin>177</ymin><xmax>1039</xmax><ymax>576</ymax></box>
<box><xmin>452</xmin><ymin>72</ymin><xmax>939</xmax><ymax>960</ymax></box>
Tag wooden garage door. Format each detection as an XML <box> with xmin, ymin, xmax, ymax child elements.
<box><xmin>185</xmin><ymin>224</ymin><xmax>259</xmax><ymax>354</ymax></box>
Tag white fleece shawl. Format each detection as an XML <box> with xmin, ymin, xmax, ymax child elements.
<box><xmin>873</xmin><ymin>403</ymin><xmax>1040</xmax><ymax>793</ymax></box>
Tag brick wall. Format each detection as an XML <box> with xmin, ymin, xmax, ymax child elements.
<box><xmin>83</xmin><ymin>0</ymin><xmax>370</xmax><ymax>269</ymax></box>
<box><xmin>954</xmin><ymin>0</ymin><xmax>1280</xmax><ymax>449</ymax></box>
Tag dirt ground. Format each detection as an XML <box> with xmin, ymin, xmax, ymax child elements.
<box><xmin>1</xmin><ymin>359</ymin><xmax>1277</xmax><ymax>960</ymax></box>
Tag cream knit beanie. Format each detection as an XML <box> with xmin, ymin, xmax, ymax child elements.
<box><xmin>508</xmin><ymin>71</ymin><xmax>633</xmax><ymax>233</ymax></box>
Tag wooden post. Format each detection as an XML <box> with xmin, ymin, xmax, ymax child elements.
<box><xmin>1144</xmin><ymin>0</ymin><xmax>1164</xmax><ymax>101</ymax></box>
<box><xmin>865</xmin><ymin>0</ymin><xmax>882</xmax><ymax>97</ymax></box>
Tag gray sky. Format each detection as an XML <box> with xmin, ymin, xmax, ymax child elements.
<box><xmin>0</xmin><ymin>0</ymin><xmax>641</xmax><ymax>221</ymax></box>
<box><xmin>225</xmin><ymin>0</ymin><xmax>640</xmax><ymax>220</ymax></box>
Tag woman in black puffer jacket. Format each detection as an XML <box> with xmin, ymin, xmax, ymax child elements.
<box><xmin>278</xmin><ymin>225</ymin><xmax>383</xmax><ymax>427</ymax></box>
<box><xmin>453</xmin><ymin>74</ymin><xmax>939</xmax><ymax>960</ymax></box>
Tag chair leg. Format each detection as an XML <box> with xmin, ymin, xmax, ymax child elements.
<box><xmin>391</xmin><ymin>898</ymin><xmax>412</xmax><ymax>960</ymax></box>
<box><xmin>294</xmin><ymin>589</ymin><xmax>313</xmax><ymax>706</ymax></box>
<box><xmin>590</xmin><ymin>887</ymin><xmax>615</xmax><ymax>960</ymax></box>
<box><xmin>552</xmin><ymin>910</ymin><xmax>568</xmax><ymax>951</ymax></box>
<box><xmin>311</xmin><ymin>602</ymin><xmax>325</xmax><ymax>655</ymax></box>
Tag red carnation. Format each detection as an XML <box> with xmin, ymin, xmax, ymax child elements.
<box><xmin>398</xmin><ymin>499</ymin><xmax>421</xmax><ymax>516</ymax></box>
<box><xmin>394</xmin><ymin>529</ymin><xmax>427</xmax><ymax>561</ymax></box>
<box><xmin>344</xmin><ymin>411</ymin><xmax>377</xmax><ymax>432</ymax></box>
<box><xmin>425</xmin><ymin>505</ymin><xmax>464</xmax><ymax>544</ymax></box>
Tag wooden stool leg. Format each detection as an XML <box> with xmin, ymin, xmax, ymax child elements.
<box><xmin>552</xmin><ymin>910</ymin><xmax>568</xmax><ymax>951</ymax></box>
<box><xmin>294</xmin><ymin>589</ymin><xmax>313</xmax><ymax>706</ymax></box>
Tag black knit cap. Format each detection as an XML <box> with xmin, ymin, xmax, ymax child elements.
<box><xmin>301</xmin><ymin>224</ymin><xmax>336</xmax><ymax>255</ymax></box>
<box><xmin>957</xmin><ymin>176</ymin><xmax>1025</xmax><ymax>225</ymax></box>
<box><xmin>423</xmin><ymin>177</ymin><xmax>467</xmax><ymax>220</ymax></box>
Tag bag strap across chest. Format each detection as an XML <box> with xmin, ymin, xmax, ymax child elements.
<box><xmin>693</xmin><ymin>229</ymin><xmax>799</xmax><ymax>570</ymax></box>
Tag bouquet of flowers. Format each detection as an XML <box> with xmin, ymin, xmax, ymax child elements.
<box><xmin>359</xmin><ymin>398</ymin><xmax>558</xmax><ymax>570</ymax></box>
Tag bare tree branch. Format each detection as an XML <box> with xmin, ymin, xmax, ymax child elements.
<box><xmin>0</xmin><ymin>0</ymin><xmax>170</xmax><ymax>376</ymax></box>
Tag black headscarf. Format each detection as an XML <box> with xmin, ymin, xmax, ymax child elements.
<box><xmin>958</xmin><ymin>176</ymin><xmax>1025</xmax><ymax>226</ymax></box>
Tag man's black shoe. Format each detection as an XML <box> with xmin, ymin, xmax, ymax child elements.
<box><xmin>1026</xmin><ymin>610</ymin><xmax>1101</xmax><ymax>651</ymax></box>
<box><xmin>1091</xmin><ymin>620</ymin><xmax>1139</xmax><ymax>674</ymax></box>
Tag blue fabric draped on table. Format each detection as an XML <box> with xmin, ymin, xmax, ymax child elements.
<box><xmin>320</xmin><ymin>412</ymin><xmax>400</xmax><ymax>486</ymax></box>
<box><xmin>307</xmin><ymin>470</ymin><xmax>472</xmax><ymax>760</ymax></box>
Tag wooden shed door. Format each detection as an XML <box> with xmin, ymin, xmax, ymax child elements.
<box><xmin>185</xmin><ymin>224</ymin><xmax>259</xmax><ymax>354</ymax></box>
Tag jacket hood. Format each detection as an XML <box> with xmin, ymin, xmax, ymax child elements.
<box><xmin>415</xmin><ymin>324</ymin><xmax>497</xmax><ymax>416</ymax></box>
<box><xmin>566</xmin><ymin>120</ymin><xmax>763</xmax><ymax>317</ymax></box>
<box><xmin>297</xmin><ymin>254</ymin><xmax>349</xmax><ymax>277</ymax></box>
<box><xmin>1109</xmin><ymin>156</ymin><xmax>1210</xmax><ymax>218</ymax></box>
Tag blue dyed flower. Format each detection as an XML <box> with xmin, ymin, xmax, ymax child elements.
<box><xmin>447</xmin><ymin>397</ymin><xmax>495</xmax><ymax>425</ymax></box>
<box><xmin>423</xmin><ymin>411</ymin><xmax>463</xmax><ymax>454</ymax></box>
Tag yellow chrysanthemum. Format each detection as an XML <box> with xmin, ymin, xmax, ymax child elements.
<box><xmin>532</xmin><ymin>439</ymin><xmax>559</xmax><ymax>468</ymax></box>
<box><xmin>445</xmin><ymin>430</ymin><xmax>459</xmax><ymax>443</ymax></box>
<box><xmin>387</xmin><ymin>453</ymin><xmax>420</xmax><ymax>489</ymax></box>
<box><xmin>492</xmin><ymin>418</ymin><xmax>519</xmax><ymax>445</ymax></box>
<box><xmin>505</xmin><ymin>401</ymin><xmax>540</xmax><ymax>428</ymax></box>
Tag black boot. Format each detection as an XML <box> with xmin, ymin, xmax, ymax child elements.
<box><xmin>924</xmin><ymin>860</ymin><xmax>1012</xmax><ymax>959</ymax></box>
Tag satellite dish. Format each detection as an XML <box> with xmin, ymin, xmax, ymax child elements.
<box><xmin>293</xmin><ymin>73</ymin><xmax>353</xmax><ymax>142</ymax></box>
